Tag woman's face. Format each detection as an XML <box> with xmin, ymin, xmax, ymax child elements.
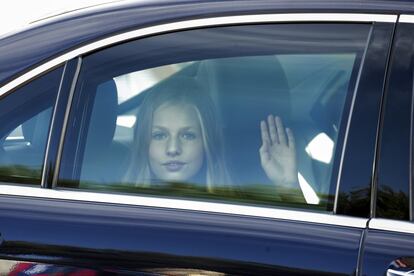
<box><xmin>149</xmin><ymin>103</ymin><xmax>204</xmax><ymax>182</ymax></box>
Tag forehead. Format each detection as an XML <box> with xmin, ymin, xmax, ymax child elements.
<box><xmin>153</xmin><ymin>103</ymin><xmax>200</xmax><ymax>127</ymax></box>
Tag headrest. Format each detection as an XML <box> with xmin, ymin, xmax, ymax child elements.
<box><xmin>85</xmin><ymin>79</ymin><xmax>118</xmax><ymax>152</ymax></box>
<box><xmin>21</xmin><ymin>108</ymin><xmax>52</xmax><ymax>149</ymax></box>
<box><xmin>198</xmin><ymin>56</ymin><xmax>291</xmax><ymax>126</ymax></box>
<box><xmin>197</xmin><ymin>56</ymin><xmax>291</xmax><ymax>185</ymax></box>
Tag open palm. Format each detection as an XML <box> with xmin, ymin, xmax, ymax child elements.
<box><xmin>259</xmin><ymin>115</ymin><xmax>298</xmax><ymax>188</ymax></box>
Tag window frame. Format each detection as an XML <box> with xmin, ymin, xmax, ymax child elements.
<box><xmin>0</xmin><ymin>65</ymin><xmax>66</xmax><ymax>185</ymax></box>
<box><xmin>333</xmin><ymin>21</ymin><xmax>396</xmax><ymax>217</ymax></box>
<box><xmin>369</xmin><ymin>15</ymin><xmax>414</xmax><ymax>233</ymax></box>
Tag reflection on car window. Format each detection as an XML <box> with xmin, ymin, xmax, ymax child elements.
<box><xmin>0</xmin><ymin>67</ymin><xmax>63</xmax><ymax>184</ymax></box>
<box><xmin>59</xmin><ymin>24</ymin><xmax>370</xmax><ymax>210</ymax></box>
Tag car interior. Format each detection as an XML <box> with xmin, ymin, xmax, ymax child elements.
<box><xmin>72</xmin><ymin>53</ymin><xmax>355</xmax><ymax>208</ymax></box>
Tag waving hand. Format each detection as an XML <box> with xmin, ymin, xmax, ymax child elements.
<box><xmin>260</xmin><ymin>115</ymin><xmax>298</xmax><ymax>188</ymax></box>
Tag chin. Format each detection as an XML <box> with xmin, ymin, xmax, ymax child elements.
<box><xmin>158</xmin><ymin>173</ymin><xmax>189</xmax><ymax>183</ymax></box>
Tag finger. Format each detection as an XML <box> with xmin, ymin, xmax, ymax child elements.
<box><xmin>259</xmin><ymin>144</ymin><xmax>270</xmax><ymax>163</ymax></box>
<box><xmin>275</xmin><ymin>116</ymin><xmax>287</xmax><ymax>145</ymax></box>
<box><xmin>267</xmin><ymin>114</ymin><xmax>278</xmax><ymax>144</ymax></box>
<box><xmin>286</xmin><ymin>128</ymin><xmax>296</xmax><ymax>149</ymax></box>
<box><xmin>260</xmin><ymin>120</ymin><xmax>271</xmax><ymax>146</ymax></box>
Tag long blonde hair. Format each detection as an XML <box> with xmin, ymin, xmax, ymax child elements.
<box><xmin>124</xmin><ymin>76</ymin><xmax>231</xmax><ymax>191</ymax></box>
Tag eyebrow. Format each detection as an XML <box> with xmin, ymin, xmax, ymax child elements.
<box><xmin>152</xmin><ymin>126</ymin><xmax>197</xmax><ymax>131</ymax></box>
<box><xmin>152</xmin><ymin>126</ymin><xmax>168</xmax><ymax>131</ymax></box>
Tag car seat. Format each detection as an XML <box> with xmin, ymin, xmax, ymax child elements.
<box><xmin>79</xmin><ymin>79</ymin><xmax>130</xmax><ymax>186</ymax></box>
<box><xmin>196</xmin><ymin>56</ymin><xmax>295</xmax><ymax>186</ymax></box>
<box><xmin>0</xmin><ymin>108</ymin><xmax>53</xmax><ymax>181</ymax></box>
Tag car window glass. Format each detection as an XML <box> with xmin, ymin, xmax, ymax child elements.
<box><xmin>0</xmin><ymin>66</ymin><xmax>63</xmax><ymax>185</ymax></box>
<box><xmin>59</xmin><ymin>24</ymin><xmax>371</xmax><ymax>210</ymax></box>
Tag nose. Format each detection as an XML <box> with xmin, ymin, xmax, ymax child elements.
<box><xmin>166</xmin><ymin>136</ymin><xmax>181</xmax><ymax>157</ymax></box>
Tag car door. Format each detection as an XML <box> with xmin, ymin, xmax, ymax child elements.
<box><xmin>0</xmin><ymin>13</ymin><xmax>395</xmax><ymax>275</ymax></box>
<box><xmin>361</xmin><ymin>15</ymin><xmax>414</xmax><ymax>276</ymax></box>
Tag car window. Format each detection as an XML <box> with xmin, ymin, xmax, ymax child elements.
<box><xmin>59</xmin><ymin>24</ymin><xmax>371</xmax><ymax>210</ymax></box>
<box><xmin>373</xmin><ymin>22</ymin><xmax>414</xmax><ymax>221</ymax></box>
<box><xmin>0</xmin><ymin>67</ymin><xmax>63</xmax><ymax>185</ymax></box>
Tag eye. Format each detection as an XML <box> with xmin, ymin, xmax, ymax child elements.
<box><xmin>151</xmin><ymin>131</ymin><xmax>167</xmax><ymax>140</ymax></box>
<box><xmin>181</xmin><ymin>131</ymin><xmax>197</xmax><ymax>140</ymax></box>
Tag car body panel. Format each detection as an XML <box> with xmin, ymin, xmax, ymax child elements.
<box><xmin>0</xmin><ymin>194</ymin><xmax>363</xmax><ymax>275</ymax></box>
<box><xmin>361</xmin><ymin>228</ymin><xmax>414</xmax><ymax>276</ymax></box>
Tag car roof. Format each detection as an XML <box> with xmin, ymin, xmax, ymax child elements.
<box><xmin>0</xmin><ymin>0</ymin><xmax>412</xmax><ymax>86</ymax></box>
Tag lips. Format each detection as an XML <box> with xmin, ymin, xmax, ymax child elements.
<box><xmin>163</xmin><ymin>161</ymin><xmax>186</xmax><ymax>172</ymax></box>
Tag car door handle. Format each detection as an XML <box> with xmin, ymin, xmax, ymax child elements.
<box><xmin>387</xmin><ymin>257</ymin><xmax>414</xmax><ymax>276</ymax></box>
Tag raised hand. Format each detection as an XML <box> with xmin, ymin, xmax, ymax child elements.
<box><xmin>260</xmin><ymin>115</ymin><xmax>298</xmax><ymax>188</ymax></box>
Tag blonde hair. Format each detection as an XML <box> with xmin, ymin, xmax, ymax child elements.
<box><xmin>124</xmin><ymin>76</ymin><xmax>231</xmax><ymax>190</ymax></box>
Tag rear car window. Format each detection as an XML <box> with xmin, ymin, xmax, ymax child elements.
<box><xmin>58</xmin><ymin>24</ymin><xmax>371</xmax><ymax>210</ymax></box>
<box><xmin>0</xmin><ymin>67</ymin><xmax>63</xmax><ymax>184</ymax></box>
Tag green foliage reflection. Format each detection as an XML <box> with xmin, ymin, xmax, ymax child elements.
<box><xmin>376</xmin><ymin>185</ymin><xmax>409</xmax><ymax>220</ymax></box>
<box><xmin>0</xmin><ymin>165</ymin><xmax>41</xmax><ymax>184</ymax></box>
<box><xmin>59</xmin><ymin>180</ymin><xmax>333</xmax><ymax>212</ymax></box>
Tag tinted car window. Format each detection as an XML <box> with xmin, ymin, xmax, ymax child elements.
<box><xmin>0</xmin><ymin>66</ymin><xmax>63</xmax><ymax>184</ymax></box>
<box><xmin>59</xmin><ymin>24</ymin><xmax>370</xmax><ymax>210</ymax></box>
<box><xmin>374</xmin><ymin>22</ymin><xmax>414</xmax><ymax>220</ymax></box>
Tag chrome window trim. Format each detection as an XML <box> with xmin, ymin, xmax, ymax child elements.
<box><xmin>51</xmin><ymin>57</ymin><xmax>82</xmax><ymax>188</ymax></box>
<box><xmin>40</xmin><ymin>63</ymin><xmax>68</xmax><ymax>188</ymax></box>
<box><xmin>333</xmin><ymin>24</ymin><xmax>374</xmax><ymax>213</ymax></box>
<box><xmin>399</xmin><ymin>15</ymin><xmax>414</xmax><ymax>23</ymax></box>
<box><xmin>0</xmin><ymin>13</ymin><xmax>396</xmax><ymax>96</ymax></box>
<box><xmin>369</xmin><ymin>218</ymin><xmax>414</xmax><ymax>235</ymax></box>
<box><xmin>0</xmin><ymin>184</ymin><xmax>368</xmax><ymax>228</ymax></box>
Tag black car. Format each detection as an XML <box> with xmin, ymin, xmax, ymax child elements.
<box><xmin>0</xmin><ymin>0</ymin><xmax>413</xmax><ymax>275</ymax></box>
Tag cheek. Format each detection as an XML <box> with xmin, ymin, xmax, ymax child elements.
<box><xmin>186</xmin><ymin>140</ymin><xmax>204</xmax><ymax>162</ymax></box>
<box><xmin>149</xmin><ymin>141</ymin><xmax>163</xmax><ymax>161</ymax></box>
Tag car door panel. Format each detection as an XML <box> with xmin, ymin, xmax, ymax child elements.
<box><xmin>0</xmin><ymin>194</ymin><xmax>363</xmax><ymax>275</ymax></box>
<box><xmin>362</xmin><ymin>226</ymin><xmax>414</xmax><ymax>276</ymax></box>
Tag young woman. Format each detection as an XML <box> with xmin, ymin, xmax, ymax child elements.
<box><xmin>124</xmin><ymin>77</ymin><xmax>231</xmax><ymax>191</ymax></box>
